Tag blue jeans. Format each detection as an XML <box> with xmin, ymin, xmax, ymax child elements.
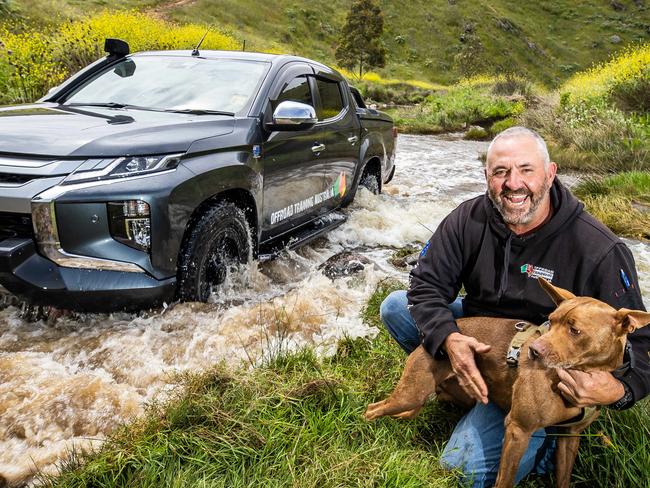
<box><xmin>379</xmin><ymin>290</ymin><xmax>555</xmax><ymax>487</ymax></box>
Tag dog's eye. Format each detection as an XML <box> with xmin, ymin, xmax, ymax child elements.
<box><xmin>569</xmin><ymin>326</ymin><xmax>581</xmax><ymax>335</ymax></box>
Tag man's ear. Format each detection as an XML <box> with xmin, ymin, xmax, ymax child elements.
<box><xmin>614</xmin><ymin>309</ymin><xmax>650</xmax><ymax>335</ymax></box>
<box><xmin>538</xmin><ymin>277</ymin><xmax>576</xmax><ymax>305</ymax></box>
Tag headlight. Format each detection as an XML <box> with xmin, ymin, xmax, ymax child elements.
<box><xmin>62</xmin><ymin>154</ymin><xmax>183</xmax><ymax>185</ymax></box>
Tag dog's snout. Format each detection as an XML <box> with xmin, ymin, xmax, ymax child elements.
<box><xmin>528</xmin><ymin>340</ymin><xmax>545</xmax><ymax>360</ymax></box>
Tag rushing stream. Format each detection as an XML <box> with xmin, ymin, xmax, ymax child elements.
<box><xmin>1</xmin><ymin>134</ymin><xmax>648</xmax><ymax>485</ymax></box>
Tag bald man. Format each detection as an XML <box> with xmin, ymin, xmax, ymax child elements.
<box><xmin>380</xmin><ymin>126</ymin><xmax>648</xmax><ymax>487</ymax></box>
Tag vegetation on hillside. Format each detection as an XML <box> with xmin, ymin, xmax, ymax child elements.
<box><xmin>38</xmin><ymin>281</ymin><xmax>650</xmax><ymax>488</ymax></box>
<box><xmin>4</xmin><ymin>0</ymin><xmax>649</xmax><ymax>86</ymax></box>
<box><xmin>523</xmin><ymin>43</ymin><xmax>650</xmax><ymax>173</ymax></box>
<box><xmin>0</xmin><ymin>11</ymin><xmax>239</xmax><ymax>104</ymax></box>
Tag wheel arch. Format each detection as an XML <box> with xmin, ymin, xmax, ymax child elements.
<box><xmin>178</xmin><ymin>188</ymin><xmax>259</xmax><ymax>262</ymax></box>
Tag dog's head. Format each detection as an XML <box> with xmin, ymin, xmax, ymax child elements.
<box><xmin>528</xmin><ymin>278</ymin><xmax>650</xmax><ymax>370</ymax></box>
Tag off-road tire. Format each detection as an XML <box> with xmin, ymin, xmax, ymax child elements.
<box><xmin>177</xmin><ymin>201</ymin><xmax>251</xmax><ymax>302</ymax></box>
<box><xmin>360</xmin><ymin>170</ymin><xmax>380</xmax><ymax>194</ymax></box>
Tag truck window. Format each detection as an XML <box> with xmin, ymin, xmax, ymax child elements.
<box><xmin>315</xmin><ymin>78</ymin><xmax>344</xmax><ymax>120</ymax></box>
<box><xmin>277</xmin><ymin>76</ymin><xmax>313</xmax><ymax>106</ymax></box>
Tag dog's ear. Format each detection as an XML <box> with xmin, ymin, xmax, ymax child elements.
<box><xmin>614</xmin><ymin>309</ymin><xmax>650</xmax><ymax>335</ymax></box>
<box><xmin>537</xmin><ymin>277</ymin><xmax>576</xmax><ymax>305</ymax></box>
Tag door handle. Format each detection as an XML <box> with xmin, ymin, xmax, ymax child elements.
<box><xmin>311</xmin><ymin>143</ymin><xmax>326</xmax><ymax>153</ymax></box>
<box><xmin>347</xmin><ymin>136</ymin><xmax>358</xmax><ymax>144</ymax></box>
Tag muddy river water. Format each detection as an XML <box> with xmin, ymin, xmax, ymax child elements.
<box><xmin>1</xmin><ymin>134</ymin><xmax>649</xmax><ymax>484</ymax></box>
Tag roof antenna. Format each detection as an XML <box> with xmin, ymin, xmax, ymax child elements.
<box><xmin>192</xmin><ymin>28</ymin><xmax>209</xmax><ymax>56</ymax></box>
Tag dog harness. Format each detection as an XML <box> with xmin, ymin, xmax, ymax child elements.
<box><xmin>505</xmin><ymin>320</ymin><xmax>550</xmax><ymax>367</ymax></box>
<box><xmin>505</xmin><ymin>320</ymin><xmax>598</xmax><ymax>428</ymax></box>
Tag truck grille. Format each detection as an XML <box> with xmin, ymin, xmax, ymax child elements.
<box><xmin>0</xmin><ymin>173</ymin><xmax>37</xmax><ymax>185</ymax></box>
<box><xmin>0</xmin><ymin>212</ymin><xmax>34</xmax><ymax>239</ymax></box>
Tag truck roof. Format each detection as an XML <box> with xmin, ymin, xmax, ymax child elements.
<box><xmin>133</xmin><ymin>50</ymin><xmax>331</xmax><ymax>71</ymax></box>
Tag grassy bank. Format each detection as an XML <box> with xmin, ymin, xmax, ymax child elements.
<box><xmin>39</xmin><ymin>281</ymin><xmax>650</xmax><ymax>488</ymax></box>
<box><xmin>574</xmin><ymin>171</ymin><xmax>650</xmax><ymax>240</ymax></box>
<box><xmin>386</xmin><ymin>75</ymin><xmax>528</xmax><ymax>135</ymax></box>
<box><xmin>522</xmin><ymin>43</ymin><xmax>650</xmax><ymax>173</ymax></box>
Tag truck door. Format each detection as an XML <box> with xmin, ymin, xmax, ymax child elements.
<box><xmin>261</xmin><ymin>64</ymin><xmax>330</xmax><ymax>240</ymax></box>
<box><xmin>311</xmin><ymin>75</ymin><xmax>360</xmax><ymax>212</ymax></box>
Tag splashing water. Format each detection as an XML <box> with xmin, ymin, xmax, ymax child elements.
<box><xmin>0</xmin><ymin>134</ymin><xmax>647</xmax><ymax>484</ymax></box>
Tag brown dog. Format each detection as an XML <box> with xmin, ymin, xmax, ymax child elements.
<box><xmin>364</xmin><ymin>278</ymin><xmax>650</xmax><ymax>487</ymax></box>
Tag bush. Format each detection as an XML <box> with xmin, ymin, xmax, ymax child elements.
<box><xmin>357</xmin><ymin>81</ymin><xmax>432</xmax><ymax>105</ymax></box>
<box><xmin>609</xmin><ymin>65</ymin><xmax>650</xmax><ymax>114</ymax></box>
<box><xmin>424</xmin><ymin>86</ymin><xmax>524</xmax><ymax>130</ymax></box>
<box><xmin>573</xmin><ymin>172</ymin><xmax>650</xmax><ymax>240</ymax></box>
<box><xmin>561</xmin><ymin>43</ymin><xmax>650</xmax><ymax>110</ymax></box>
<box><xmin>490</xmin><ymin>74</ymin><xmax>534</xmax><ymax>99</ymax></box>
<box><xmin>520</xmin><ymin>94</ymin><xmax>650</xmax><ymax>172</ymax></box>
<box><xmin>465</xmin><ymin>126</ymin><xmax>489</xmax><ymax>140</ymax></box>
<box><xmin>489</xmin><ymin>116</ymin><xmax>517</xmax><ymax>135</ymax></box>
<box><xmin>0</xmin><ymin>11</ymin><xmax>240</xmax><ymax>104</ymax></box>
<box><xmin>0</xmin><ymin>0</ymin><xmax>12</xmax><ymax>14</ymax></box>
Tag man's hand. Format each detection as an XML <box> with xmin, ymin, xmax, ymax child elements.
<box><xmin>444</xmin><ymin>332</ymin><xmax>492</xmax><ymax>404</ymax></box>
<box><xmin>556</xmin><ymin>369</ymin><xmax>626</xmax><ymax>407</ymax></box>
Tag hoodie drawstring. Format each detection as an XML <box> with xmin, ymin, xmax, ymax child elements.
<box><xmin>497</xmin><ymin>233</ymin><xmax>513</xmax><ymax>302</ymax></box>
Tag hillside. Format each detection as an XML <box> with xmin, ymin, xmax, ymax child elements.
<box><xmin>3</xmin><ymin>0</ymin><xmax>649</xmax><ymax>86</ymax></box>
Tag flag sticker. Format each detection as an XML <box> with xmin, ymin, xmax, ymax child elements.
<box><xmin>520</xmin><ymin>263</ymin><xmax>554</xmax><ymax>282</ymax></box>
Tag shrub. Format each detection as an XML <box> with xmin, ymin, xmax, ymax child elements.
<box><xmin>520</xmin><ymin>94</ymin><xmax>650</xmax><ymax>172</ymax></box>
<box><xmin>561</xmin><ymin>43</ymin><xmax>650</xmax><ymax>111</ymax></box>
<box><xmin>489</xmin><ymin>116</ymin><xmax>517</xmax><ymax>135</ymax></box>
<box><xmin>609</xmin><ymin>65</ymin><xmax>650</xmax><ymax>114</ymax></box>
<box><xmin>572</xmin><ymin>172</ymin><xmax>650</xmax><ymax>240</ymax></box>
<box><xmin>465</xmin><ymin>126</ymin><xmax>489</xmax><ymax>140</ymax></box>
<box><xmin>357</xmin><ymin>81</ymin><xmax>432</xmax><ymax>104</ymax></box>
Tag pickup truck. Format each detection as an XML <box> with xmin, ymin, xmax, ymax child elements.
<box><xmin>0</xmin><ymin>39</ymin><xmax>396</xmax><ymax>311</ymax></box>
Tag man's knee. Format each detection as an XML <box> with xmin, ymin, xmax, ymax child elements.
<box><xmin>379</xmin><ymin>290</ymin><xmax>420</xmax><ymax>353</ymax></box>
<box><xmin>379</xmin><ymin>290</ymin><xmax>408</xmax><ymax>327</ymax></box>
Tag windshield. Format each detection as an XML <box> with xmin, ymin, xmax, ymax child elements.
<box><xmin>63</xmin><ymin>56</ymin><xmax>270</xmax><ymax>113</ymax></box>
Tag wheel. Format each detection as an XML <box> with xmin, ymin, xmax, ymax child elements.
<box><xmin>360</xmin><ymin>170</ymin><xmax>380</xmax><ymax>194</ymax></box>
<box><xmin>177</xmin><ymin>201</ymin><xmax>251</xmax><ymax>302</ymax></box>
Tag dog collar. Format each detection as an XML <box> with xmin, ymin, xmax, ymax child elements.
<box><xmin>506</xmin><ymin>320</ymin><xmax>550</xmax><ymax>367</ymax></box>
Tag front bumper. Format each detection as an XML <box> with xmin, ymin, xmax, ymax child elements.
<box><xmin>0</xmin><ymin>237</ymin><xmax>176</xmax><ymax>312</ymax></box>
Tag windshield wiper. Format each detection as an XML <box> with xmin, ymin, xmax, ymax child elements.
<box><xmin>163</xmin><ymin>108</ymin><xmax>235</xmax><ymax>116</ymax></box>
<box><xmin>64</xmin><ymin>102</ymin><xmax>158</xmax><ymax>111</ymax></box>
<box><xmin>66</xmin><ymin>102</ymin><xmax>128</xmax><ymax>108</ymax></box>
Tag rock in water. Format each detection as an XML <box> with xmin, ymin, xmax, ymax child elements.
<box><xmin>319</xmin><ymin>251</ymin><xmax>371</xmax><ymax>279</ymax></box>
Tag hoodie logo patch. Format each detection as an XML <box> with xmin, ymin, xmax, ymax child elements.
<box><xmin>520</xmin><ymin>264</ymin><xmax>554</xmax><ymax>282</ymax></box>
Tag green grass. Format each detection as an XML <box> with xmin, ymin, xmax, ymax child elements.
<box><xmin>573</xmin><ymin>172</ymin><xmax>650</xmax><ymax>240</ymax></box>
<box><xmin>37</xmin><ymin>280</ymin><xmax>650</xmax><ymax>487</ymax></box>
<box><xmin>388</xmin><ymin>83</ymin><xmax>524</xmax><ymax>134</ymax></box>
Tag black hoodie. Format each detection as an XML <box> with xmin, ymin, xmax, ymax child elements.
<box><xmin>407</xmin><ymin>179</ymin><xmax>649</xmax><ymax>407</ymax></box>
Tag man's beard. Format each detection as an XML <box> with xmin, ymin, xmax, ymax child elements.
<box><xmin>488</xmin><ymin>178</ymin><xmax>551</xmax><ymax>226</ymax></box>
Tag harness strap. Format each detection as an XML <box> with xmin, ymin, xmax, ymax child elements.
<box><xmin>552</xmin><ymin>406</ymin><xmax>598</xmax><ymax>428</ymax></box>
<box><xmin>506</xmin><ymin>320</ymin><xmax>550</xmax><ymax>367</ymax></box>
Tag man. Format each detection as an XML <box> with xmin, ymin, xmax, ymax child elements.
<box><xmin>380</xmin><ymin>126</ymin><xmax>649</xmax><ymax>487</ymax></box>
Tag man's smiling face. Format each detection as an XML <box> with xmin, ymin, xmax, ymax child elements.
<box><xmin>485</xmin><ymin>134</ymin><xmax>557</xmax><ymax>235</ymax></box>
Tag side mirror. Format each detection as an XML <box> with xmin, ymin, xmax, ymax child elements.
<box><xmin>269</xmin><ymin>100</ymin><xmax>317</xmax><ymax>130</ymax></box>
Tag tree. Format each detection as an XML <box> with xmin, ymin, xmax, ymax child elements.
<box><xmin>335</xmin><ymin>0</ymin><xmax>387</xmax><ymax>79</ymax></box>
